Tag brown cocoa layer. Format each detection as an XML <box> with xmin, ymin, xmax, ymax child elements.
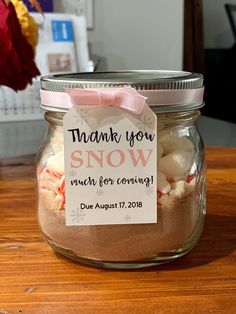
<box><xmin>38</xmin><ymin>193</ymin><xmax>198</xmax><ymax>262</ymax></box>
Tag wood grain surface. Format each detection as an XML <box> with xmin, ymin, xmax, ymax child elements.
<box><xmin>0</xmin><ymin>146</ymin><xmax>235</xmax><ymax>314</ymax></box>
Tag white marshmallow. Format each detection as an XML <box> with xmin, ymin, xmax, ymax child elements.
<box><xmin>159</xmin><ymin>150</ymin><xmax>193</xmax><ymax>180</ymax></box>
<box><xmin>157</xmin><ymin>171</ymin><xmax>171</xmax><ymax>194</ymax></box>
<box><xmin>159</xmin><ymin>180</ymin><xmax>195</xmax><ymax>206</ymax></box>
<box><xmin>47</xmin><ymin>151</ymin><xmax>64</xmax><ymax>174</ymax></box>
<box><xmin>159</xmin><ymin>194</ymin><xmax>174</xmax><ymax>208</ymax></box>
<box><xmin>51</xmin><ymin>130</ymin><xmax>64</xmax><ymax>153</ymax></box>
<box><xmin>54</xmin><ymin>194</ymin><xmax>64</xmax><ymax>210</ymax></box>
<box><xmin>159</xmin><ymin>133</ymin><xmax>194</xmax><ymax>155</ymax></box>
<box><xmin>170</xmin><ymin>181</ymin><xmax>194</xmax><ymax>198</ymax></box>
<box><xmin>40</xmin><ymin>189</ymin><xmax>56</xmax><ymax>209</ymax></box>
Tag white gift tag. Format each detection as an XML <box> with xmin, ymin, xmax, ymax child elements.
<box><xmin>63</xmin><ymin>105</ymin><xmax>157</xmax><ymax>226</ymax></box>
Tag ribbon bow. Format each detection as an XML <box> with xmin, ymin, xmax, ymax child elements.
<box><xmin>67</xmin><ymin>86</ymin><xmax>147</xmax><ymax>114</ymax></box>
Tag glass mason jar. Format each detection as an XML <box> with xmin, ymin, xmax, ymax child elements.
<box><xmin>36</xmin><ymin>71</ymin><xmax>206</xmax><ymax>269</ymax></box>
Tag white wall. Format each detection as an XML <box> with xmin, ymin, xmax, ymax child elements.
<box><xmin>203</xmin><ymin>0</ymin><xmax>236</xmax><ymax>48</ymax></box>
<box><xmin>54</xmin><ymin>0</ymin><xmax>184</xmax><ymax>71</ymax></box>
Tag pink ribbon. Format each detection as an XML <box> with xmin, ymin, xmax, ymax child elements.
<box><xmin>40</xmin><ymin>86</ymin><xmax>204</xmax><ymax>114</ymax></box>
<box><xmin>67</xmin><ymin>86</ymin><xmax>147</xmax><ymax>114</ymax></box>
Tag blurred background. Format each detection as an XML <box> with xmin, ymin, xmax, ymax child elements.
<box><xmin>1</xmin><ymin>0</ymin><xmax>236</xmax><ymax>163</ymax></box>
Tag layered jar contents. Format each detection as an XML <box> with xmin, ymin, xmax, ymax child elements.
<box><xmin>36</xmin><ymin>111</ymin><xmax>206</xmax><ymax>265</ymax></box>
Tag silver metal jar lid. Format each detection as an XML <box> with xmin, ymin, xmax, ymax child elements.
<box><xmin>40</xmin><ymin>70</ymin><xmax>204</xmax><ymax>113</ymax></box>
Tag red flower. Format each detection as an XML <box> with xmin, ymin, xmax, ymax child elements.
<box><xmin>0</xmin><ymin>0</ymin><xmax>40</xmax><ymax>91</ymax></box>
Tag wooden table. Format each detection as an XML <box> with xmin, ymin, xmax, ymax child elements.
<box><xmin>0</xmin><ymin>147</ymin><xmax>236</xmax><ymax>314</ymax></box>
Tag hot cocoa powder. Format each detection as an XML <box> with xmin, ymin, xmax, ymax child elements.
<box><xmin>38</xmin><ymin>191</ymin><xmax>198</xmax><ymax>262</ymax></box>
